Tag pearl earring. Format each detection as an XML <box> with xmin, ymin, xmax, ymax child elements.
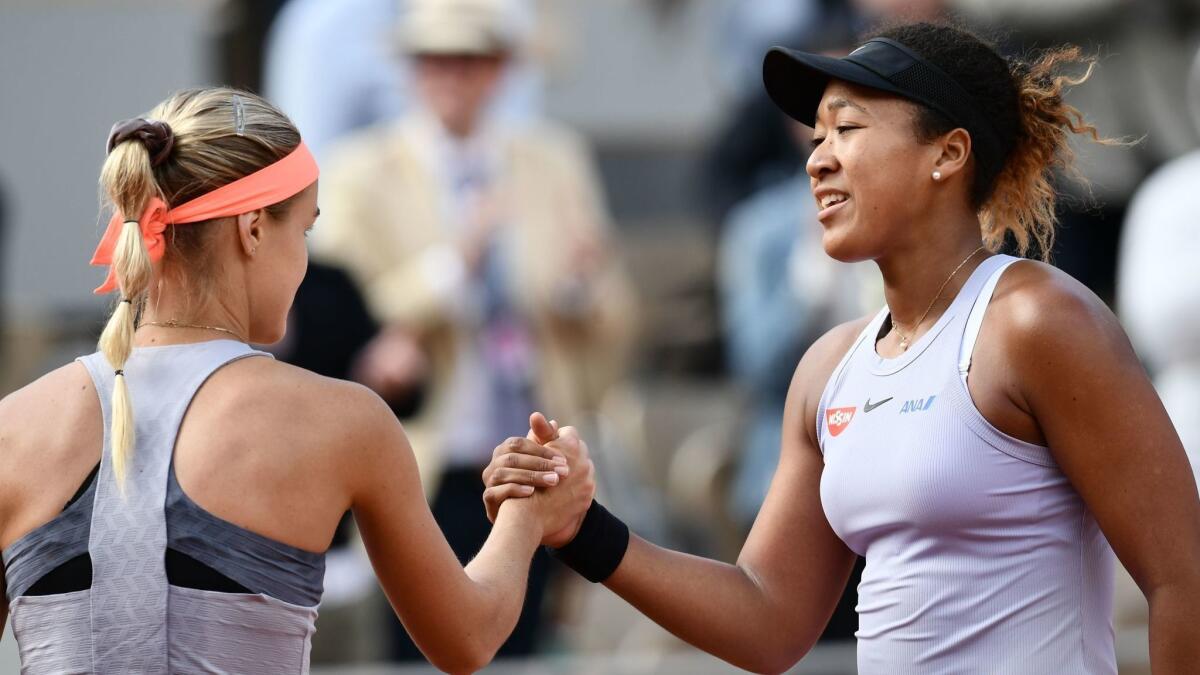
<box><xmin>932</xmin><ymin>170</ymin><xmax>942</xmax><ymax>181</ymax></box>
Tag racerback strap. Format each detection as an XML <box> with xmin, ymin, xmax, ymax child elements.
<box><xmin>958</xmin><ymin>257</ymin><xmax>1020</xmax><ymax>381</ymax></box>
<box><xmin>77</xmin><ymin>340</ymin><xmax>268</xmax><ymax>673</ymax></box>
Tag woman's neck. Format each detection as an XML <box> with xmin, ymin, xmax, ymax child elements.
<box><xmin>134</xmin><ymin>285</ymin><xmax>250</xmax><ymax>347</ymax></box>
<box><xmin>875</xmin><ymin>211</ymin><xmax>989</xmax><ymax>335</ymax></box>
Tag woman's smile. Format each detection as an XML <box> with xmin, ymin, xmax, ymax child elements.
<box><xmin>814</xmin><ymin>187</ymin><xmax>852</xmax><ymax>222</ymax></box>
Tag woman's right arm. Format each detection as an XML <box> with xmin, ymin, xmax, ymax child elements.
<box><xmin>486</xmin><ymin>321</ymin><xmax>867</xmax><ymax>674</ymax></box>
<box><xmin>340</xmin><ymin>385</ymin><xmax>588</xmax><ymax>673</ymax></box>
<box><xmin>601</xmin><ymin>349</ymin><xmax>855</xmax><ymax>674</ymax></box>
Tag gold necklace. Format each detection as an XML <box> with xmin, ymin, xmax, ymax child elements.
<box><xmin>139</xmin><ymin>319</ymin><xmax>247</xmax><ymax>343</ymax></box>
<box><xmin>890</xmin><ymin>245</ymin><xmax>986</xmax><ymax>351</ymax></box>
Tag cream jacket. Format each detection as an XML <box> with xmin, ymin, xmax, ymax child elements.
<box><xmin>311</xmin><ymin>115</ymin><xmax>636</xmax><ymax>486</ymax></box>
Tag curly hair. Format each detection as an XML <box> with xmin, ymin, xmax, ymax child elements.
<box><xmin>872</xmin><ymin>23</ymin><xmax>1117</xmax><ymax>260</ymax></box>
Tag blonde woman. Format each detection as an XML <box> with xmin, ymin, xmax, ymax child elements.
<box><xmin>0</xmin><ymin>87</ymin><xmax>593</xmax><ymax>674</ymax></box>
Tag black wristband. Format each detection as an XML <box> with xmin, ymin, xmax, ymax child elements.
<box><xmin>547</xmin><ymin>501</ymin><xmax>629</xmax><ymax>583</ymax></box>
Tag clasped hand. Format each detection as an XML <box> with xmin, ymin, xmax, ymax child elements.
<box><xmin>482</xmin><ymin>412</ymin><xmax>594</xmax><ymax>548</ymax></box>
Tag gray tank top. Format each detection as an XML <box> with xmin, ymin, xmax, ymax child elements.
<box><xmin>817</xmin><ymin>255</ymin><xmax>1116</xmax><ymax>674</ymax></box>
<box><xmin>2</xmin><ymin>340</ymin><xmax>323</xmax><ymax>674</ymax></box>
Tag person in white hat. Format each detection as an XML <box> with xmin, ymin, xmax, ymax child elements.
<box><xmin>310</xmin><ymin>0</ymin><xmax>637</xmax><ymax>661</ymax></box>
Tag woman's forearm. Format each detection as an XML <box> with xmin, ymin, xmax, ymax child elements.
<box><xmin>409</xmin><ymin>501</ymin><xmax>541</xmax><ymax>673</ymax></box>
<box><xmin>603</xmin><ymin>535</ymin><xmax>819</xmax><ymax>674</ymax></box>
<box><xmin>455</xmin><ymin>500</ymin><xmax>543</xmax><ymax>663</ymax></box>
<box><xmin>1148</xmin><ymin>579</ymin><xmax>1200</xmax><ymax>673</ymax></box>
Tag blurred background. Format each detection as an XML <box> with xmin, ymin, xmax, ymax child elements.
<box><xmin>2</xmin><ymin>0</ymin><xmax>1198</xmax><ymax>672</ymax></box>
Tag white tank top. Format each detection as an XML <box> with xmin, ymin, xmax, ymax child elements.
<box><xmin>817</xmin><ymin>255</ymin><xmax>1116</xmax><ymax>674</ymax></box>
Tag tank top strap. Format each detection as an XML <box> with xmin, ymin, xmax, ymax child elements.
<box><xmin>957</xmin><ymin>255</ymin><xmax>1021</xmax><ymax>382</ymax></box>
<box><xmin>76</xmin><ymin>340</ymin><xmax>271</xmax><ymax>673</ymax></box>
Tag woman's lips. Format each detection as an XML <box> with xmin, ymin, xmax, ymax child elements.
<box><xmin>817</xmin><ymin>196</ymin><xmax>849</xmax><ymax>221</ymax></box>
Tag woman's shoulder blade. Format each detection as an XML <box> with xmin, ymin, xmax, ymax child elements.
<box><xmin>211</xmin><ymin>358</ymin><xmax>389</xmax><ymax>421</ymax></box>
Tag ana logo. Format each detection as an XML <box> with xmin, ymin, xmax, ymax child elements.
<box><xmin>899</xmin><ymin>396</ymin><xmax>937</xmax><ymax>414</ymax></box>
<box><xmin>826</xmin><ymin>407</ymin><xmax>856</xmax><ymax>437</ymax></box>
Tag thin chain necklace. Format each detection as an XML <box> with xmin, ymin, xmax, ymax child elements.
<box><xmin>138</xmin><ymin>319</ymin><xmax>247</xmax><ymax>343</ymax></box>
<box><xmin>890</xmin><ymin>245</ymin><xmax>986</xmax><ymax>351</ymax></box>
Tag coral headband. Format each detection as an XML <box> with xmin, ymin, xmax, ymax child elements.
<box><xmin>90</xmin><ymin>142</ymin><xmax>319</xmax><ymax>294</ymax></box>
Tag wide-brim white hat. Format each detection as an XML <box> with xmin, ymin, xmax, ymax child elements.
<box><xmin>397</xmin><ymin>0</ymin><xmax>521</xmax><ymax>56</ymax></box>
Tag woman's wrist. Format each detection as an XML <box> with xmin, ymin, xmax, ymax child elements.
<box><xmin>496</xmin><ymin>498</ymin><xmax>545</xmax><ymax>544</ymax></box>
<box><xmin>547</xmin><ymin>500</ymin><xmax>629</xmax><ymax>583</ymax></box>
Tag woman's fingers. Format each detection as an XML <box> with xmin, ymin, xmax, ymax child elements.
<box><xmin>546</xmin><ymin>426</ymin><xmax>583</xmax><ymax>457</ymax></box>
<box><xmin>482</xmin><ymin>483</ymin><xmax>536</xmax><ymax>523</ymax></box>
<box><xmin>492</xmin><ymin>436</ymin><xmax>562</xmax><ymax>461</ymax></box>
<box><xmin>528</xmin><ymin>412</ymin><xmax>559</xmax><ymax>443</ymax></box>
<box><xmin>483</xmin><ymin>441</ymin><xmax>568</xmax><ymax>485</ymax></box>
<box><xmin>486</xmin><ymin>465</ymin><xmax>569</xmax><ymax>488</ymax></box>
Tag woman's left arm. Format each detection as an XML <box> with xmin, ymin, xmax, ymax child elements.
<box><xmin>1003</xmin><ymin>267</ymin><xmax>1200</xmax><ymax>673</ymax></box>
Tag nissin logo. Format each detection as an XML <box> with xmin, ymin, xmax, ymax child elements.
<box><xmin>826</xmin><ymin>407</ymin><xmax>856</xmax><ymax>436</ymax></box>
<box><xmin>899</xmin><ymin>396</ymin><xmax>936</xmax><ymax>414</ymax></box>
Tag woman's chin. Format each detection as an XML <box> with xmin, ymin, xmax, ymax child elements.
<box><xmin>248</xmin><ymin>325</ymin><xmax>286</xmax><ymax>347</ymax></box>
<box><xmin>821</xmin><ymin>229</ymin><xmax>872</xmax><ymax>264</ymax></box>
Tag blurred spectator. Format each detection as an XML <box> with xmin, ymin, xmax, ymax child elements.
<box><xmin>263</xmin><ymin>0</ymin><xmax>406</xmax><ymax>163</ymax></box>
<box><xmin>272</xmin><ymin>264</ymin><xmax>379</xmax><ymax>385</ymax></box>
<box><xmin>700</xmin><ymin>0</ymin><xmax>855</xmax><ymax>226</ymax></box>
<box><xmin>712</xmin><ymin>0</ymin><xmax>824</xmax><ymax>102</ymax></box>
<box><xmin>1118</xmin><ymin>46</ymin><xmax>1200</xmax><ymax>485</ymax></box>
<box><xmin>310</xmin><ymin>0</ymin><xmax>636</xmax><ymax>660</ymax></box>
<box><xmin>215</xmin><ymin>0</ymin><xmax>289</xmax><ymax>91</ymax></box>
<box><xmin>263</xmin><ymin>0</ymin><xmax>545</xmax><ymax>163</ymax></box>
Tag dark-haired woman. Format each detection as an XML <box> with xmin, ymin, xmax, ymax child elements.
<box><xmin>481</xmin><ymin>23</ymin><xmax>1200</xmax><ymax>674</ymax></box>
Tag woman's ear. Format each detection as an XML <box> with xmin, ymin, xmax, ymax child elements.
<box><xmin>932</xmin><ymin>127</ymin><xmax>973</xmax><ymax>180</ymax></box>
<box><xmin>235</xmin><ymin>209</ymin><xmax>265</xmax><ymax>256</ymax></box>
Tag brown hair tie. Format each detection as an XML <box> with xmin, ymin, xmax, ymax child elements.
<box><xmin>106</xmin><ymin>118</ymin><xmax>175</xmax><ymax>167</ymax></box>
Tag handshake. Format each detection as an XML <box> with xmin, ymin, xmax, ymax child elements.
<box><xmin>481</xmin><ymin>412</ymin><xmax>598</xmax><ymax>549</ymax></box>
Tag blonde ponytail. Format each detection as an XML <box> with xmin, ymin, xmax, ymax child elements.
<box><xmin>94</xmin><ymin>88</ymin><xmax>304</xmax><ymax>488</ymax></box>
<box><xmin>98</xmin><ymin>143</ymin><xmax>158</xmax><ymax>488</ymax></box>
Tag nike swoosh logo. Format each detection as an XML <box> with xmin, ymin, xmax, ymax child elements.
<box><xmin>864</xmin><ymin>397</ymin><xmax>893</xmax><ymax>413</ymax></box>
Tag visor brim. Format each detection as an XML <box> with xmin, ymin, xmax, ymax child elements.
<box><xmin>763</xmin><ymin>47</ymin><xmax>913</xmax><ymax>127</ymax></box>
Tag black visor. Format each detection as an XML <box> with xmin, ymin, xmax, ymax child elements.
<box><xmin>763</xmin><ymin>37</ymin><xmax>1005</xmax><ymax>177</ymax></box>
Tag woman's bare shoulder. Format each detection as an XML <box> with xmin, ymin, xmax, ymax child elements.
<box><xmin>987</xmin><ymin>259</ymin><xmax>1121</xmax><ymax>346</ymax></box>
<box><xmin>202</xmin><ymin>357</ymin><xmax>400</xmax><ymax>447</ymax></box>
<box><xmin>0</xmin><ymin>361</ymin><xmax>99</xmax><ymax>446</ymax></box>
<box><xmin>0</xmin><ymin>362</ymin><xmax>101</xmax><ymax>543</ymax></box>
<box><xmin>794</xmin><ymin>314</ymin><xmax>877</xmax><ymax>395</ymax></box>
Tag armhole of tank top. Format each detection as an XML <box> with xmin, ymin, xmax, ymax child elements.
<box><xmin>957</xmin><ymin>258</ymin><xmax>1019</xmax><ymax>383</ymax></box>
<box><xmin>77</xmin><ymin>353</ymin><xmax>112</xmax><ymax>419</ymax></box>
<box><xmin>816</xmin><ymin>308</ymin><xmax>888</xmax><ymax>451</ymax></box>
<box><xmin>953</xmin><ymin>259</ymin><xmax>1056</xmax><ymax>465</ymax></box>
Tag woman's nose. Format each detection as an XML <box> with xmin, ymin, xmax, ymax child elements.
<box><xmin>806</xmin><ymin>139</ymin><xmax>837</xmax><ymax>180</ymax></box>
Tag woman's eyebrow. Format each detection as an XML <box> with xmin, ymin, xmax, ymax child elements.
<box><xmin>826</xmin><ymin>97</ymin><xmax>869</xmax><ymax>114</ymax></box>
